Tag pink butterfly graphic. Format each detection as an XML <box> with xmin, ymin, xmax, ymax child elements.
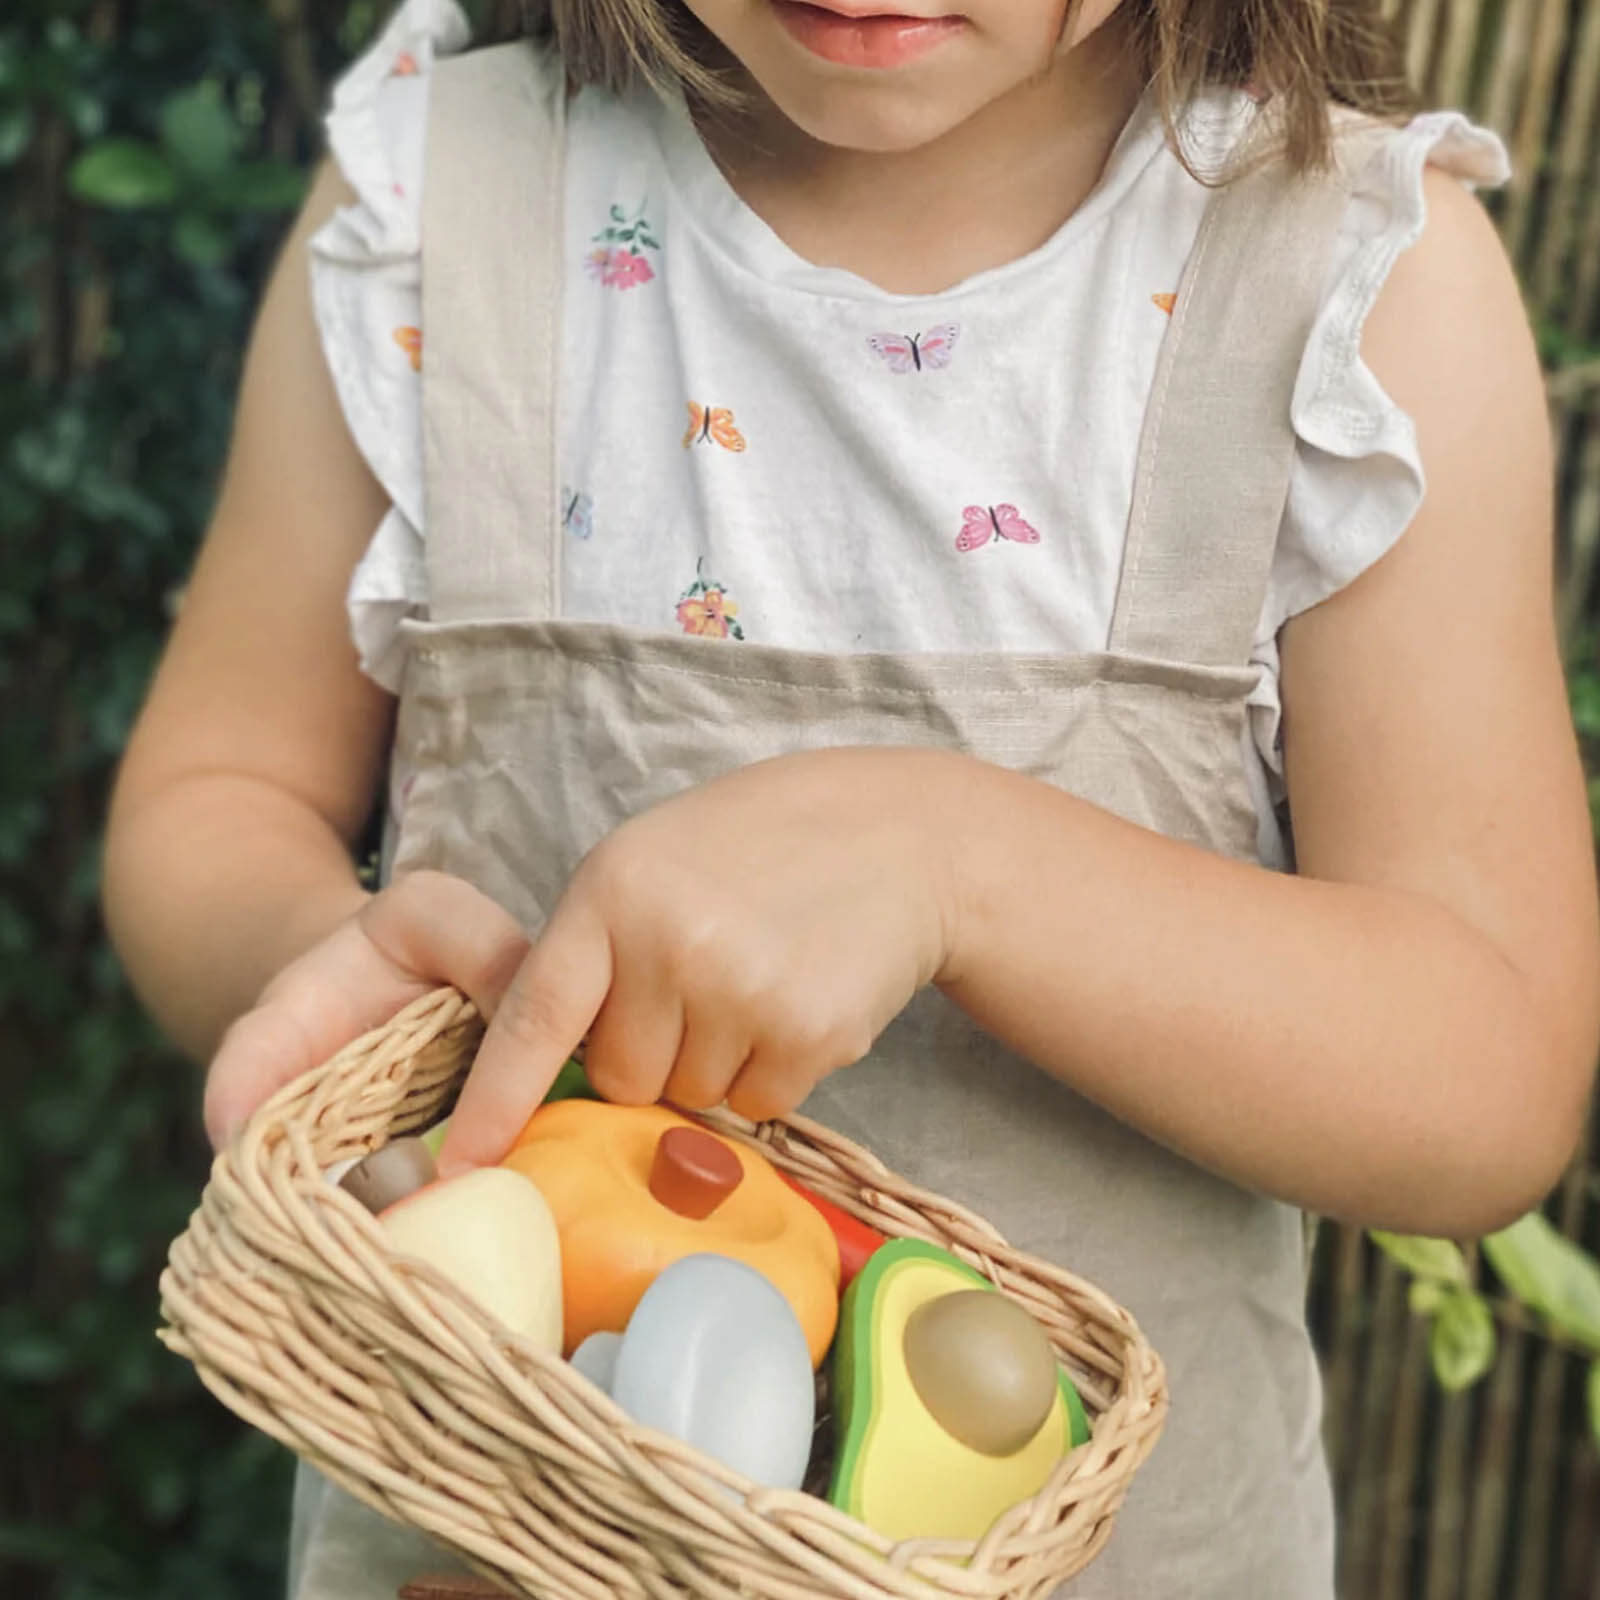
<box><xmin>867</xmin><ymin>323</ymin><xmax>960</xmax><ymax>374</ymax></box>
<box><xmin>956</xmin><ymin>503</ymin><xmax>1041</xmax><ymax>552</ymax></box>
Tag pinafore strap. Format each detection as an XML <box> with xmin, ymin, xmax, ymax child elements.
<box><xmin>1108</xmin><ymin>127</ymin><xmax>1365</xmax><ymax>667</ymax></box>
<box><xmin>421</xmin><ymin>45</ymin><xmax>1363</xmax><ymax>670</ymax></box>
<box><xmin>422</xmin><ymin>42</ymin><xmax>566</xmax><ymax>625</ymax></box>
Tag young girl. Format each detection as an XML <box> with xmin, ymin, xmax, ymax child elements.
<box><xmin>104</xmin><ymin>0</ymin><xmax>1599</xmax><ymax>1593</ymax></box>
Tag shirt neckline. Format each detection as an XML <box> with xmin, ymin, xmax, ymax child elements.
<box><xmin>639</xmin><ymin>78</ymin><xmax>1172</xmax><ymax>305</ymax></box>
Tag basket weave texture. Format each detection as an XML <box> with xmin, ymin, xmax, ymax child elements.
<box><xmin>160</xmin><ymin>987</ymin><xmax>1168</xmax><ymax>1600</ymax></box>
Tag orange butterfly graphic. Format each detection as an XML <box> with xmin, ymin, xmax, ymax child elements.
<box><xmin>1152</xmin><ymin>293</ymin><xmax>1177</xmax><ymax>316</ymax></box>
<box><xmin>392</xmin><ymin>325</ymin><xmax>422</xmax><ymax>371</ymax></box>
<box><xmin>682</xmin><ymin>402</ymin><xmax>746</xmax><ymax>453</ymax></box>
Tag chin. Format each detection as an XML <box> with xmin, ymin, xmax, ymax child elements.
<box><xmin>760</xmin><ymin>74</ymin><xmax>998</xmax><ymax>153</ymax></box>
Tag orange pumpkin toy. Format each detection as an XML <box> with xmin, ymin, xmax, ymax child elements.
<box><xmin>502</xmin><ymin>1102</ymin><xmax>840</xmax><ymax>1365</ymax></box>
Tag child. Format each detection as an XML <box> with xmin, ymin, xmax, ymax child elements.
<box><xmin>104</xmin><ymin>0</ymin><xmax>1600</xmax><ymax>1594</ymax></box>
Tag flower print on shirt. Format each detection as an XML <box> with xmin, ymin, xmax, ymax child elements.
<box><xmin>675</xmin><ymin>560</ymin><xmax>745</xmax><ymax>639</ymax></box>
<box><xmin>392</xmin><ymin>325</ymin><xmax>422</xmax><ymax>371</ymax></box>
<box><xmin>585</xmin><ymin>201</ymin><xmax>660</xmax><ymax>289</ymax></box>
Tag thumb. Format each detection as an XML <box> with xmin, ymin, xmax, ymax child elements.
<box><xmin>438</xmin><ymin>896</ymin><xmax>613</xmax><ymax>1173</ymax></box>
<box><xmin>204</xmin><ymin>1001</ymin><xmax>325</xmax><ymax>1151</ymax></box>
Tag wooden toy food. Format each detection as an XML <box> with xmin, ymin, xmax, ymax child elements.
<box><xmin>828</xmin><ymin>1238</ymin><xmax>1090</xmax><ymax>1543</ymax></box>
<box><xmin>340</xmin><ymin>1136</ymin><xmax>437</xmax><ymax>1213</ymax></box>
<box><xmin>378</xmin><ymin>1168</ymin><xmax>563</xmax><ymax>1353</ymax></box>
<box><xmin>502</xmin><ymin>1102</ymin><xmax>839</xmax><ymax>1364</ymax></box>
<box><xmin>903</xmin><ymin>1289</ymin><xmax>1059</xmax><ymax>1456</ymax></box>
<box><xmin>776</xmin><ymin>1169</ymin><xmax>887</xmax><ymax>1289</ymax></box>
<box><xmin>577</xmin><ymin>1254</ymin><xmax>816</xmax><ymax>1491</ymax></box>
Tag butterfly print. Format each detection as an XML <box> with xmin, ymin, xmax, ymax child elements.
<box><xmin>1152</xmin><ymin>293</ymin><xmax>1177</xmax><ymax>316</ymax></box>
<box><xmin>392</xmin><ymin>325</ymin><xmax>422</xmax><ymax>372</ymax></box>
<box><xmin>683</xmin><ymin>403</ymin><xmax>747</xmax><ymax>452</ymax></box>
<box><xmin>867</xmin><ymin>323</ymin><xmax>960</xmax><ymax>374</ymax></box>
<box><xmin>956</xmin><ymin>503</ymin><xmax>1041</xmax><ymax>552</ymax></box>
<box><xmin>561</xmin><ymin>485</ymin><xmax>594</xmax><ymax>540</ymax></box>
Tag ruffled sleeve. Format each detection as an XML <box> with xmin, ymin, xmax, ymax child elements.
<box><xmin>1248</xmin><ymin>111</ymin><xmax>1512</xmax><ymax>791</ymax></box>
<box><xmin>307</xmin><ymin>0</ymin><xmax>474</xmax><ymax>690</ymax></box>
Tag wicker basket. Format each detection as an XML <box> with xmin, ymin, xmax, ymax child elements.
<box><xmin>159</xmin><ymin>986</ymin><xmax>1168</xmax><ymax>1600</ymax></box>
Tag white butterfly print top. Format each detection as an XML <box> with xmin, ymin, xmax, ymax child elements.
<box><xmin>310</xmin><ymin>0</ymin><xmax>1510</xmax><ymax>866</ymax></box>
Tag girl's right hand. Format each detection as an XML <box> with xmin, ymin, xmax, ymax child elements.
<box><xmin>202</xmin><ymin>870</ymin><xmax>531</xmax><ymax>1152</ymax></box>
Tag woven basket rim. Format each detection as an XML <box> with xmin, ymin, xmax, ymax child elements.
<box><xmin>160</xmin><ymin>985</ymin><xmax>1169</xmax><ymax>1600</ymax></box>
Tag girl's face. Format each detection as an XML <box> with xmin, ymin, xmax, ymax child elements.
<box><xmin>678</xmin><ymin>0</ymin><xmax>1127</xmax><ymax>153</ymax></box>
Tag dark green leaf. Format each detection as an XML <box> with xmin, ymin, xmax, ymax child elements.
<box><xmin>212</xmin><ymin>159</ymin><xmax>306</xmax><ymax>212</ymax></box>
<box><xmin>0</xmin><ymin>1332</ymin><xmax>72</xmax><ymax>1383</ymax></box>
<box><xmin>68</xmin><ymin>139</ymin><xmax>178</xmax><ymax>208</ymax></box>
<box><xmin>173</xmin><ymin>211</ymin><xmax>232</xmax><ymax>267</ymax></box>
<box><xmin>1428</xmin><ymin>1288</ymin><xmax>1496</xmax><ymax>1391</ymax></box>
<box><xmin>159</xmin><ymin>83</ymin><xmax>241</xmax><ymax>178</ymax></box>
<box><xmin>0</xmin><ymin>102</ymin><xmax>33</xmax><ymax>165</ymax></box>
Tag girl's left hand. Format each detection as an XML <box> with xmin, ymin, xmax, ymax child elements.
<box><xmin>437</xmin><ymin>748</ymin><xmax>959</xmax><ymax>1171</ymax></box>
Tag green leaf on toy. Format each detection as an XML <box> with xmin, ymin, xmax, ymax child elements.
<box><xmin>1482</xmin><ymin>1213</ymin><xmax>1600</xmax><ymax>1353</ymax></box>
<box><xmin>544</xmin><ymin>1056</ymin><xmax>596</xmax><ymax>1104</ymax></box>
<box><xmin>1428</xmin><ymin>1288</ymin><xmax>1495</xmax><ymax>1391</ymax></box>
<box><xmin>1370</xmin><ymin>1231</ymin><xmax>1469</xmax><ymax>1286</ymax></box>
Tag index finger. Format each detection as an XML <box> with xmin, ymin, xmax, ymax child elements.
<box><xmin>436</xmin><ymin>897</ymin><xmax>613</xmax><ymax>1172</ymax></box>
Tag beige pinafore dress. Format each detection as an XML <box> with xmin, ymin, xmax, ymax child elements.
<box><xmin>287</xmin><ymin>42</ymin><xmax>1359</xmax><ymax>1600</ymax></box>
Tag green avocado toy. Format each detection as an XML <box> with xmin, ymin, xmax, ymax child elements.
<box><xmin>827</xmin><ymin>1237</ymin><xmax>1090</xmax><ymax>1544</ymax></box>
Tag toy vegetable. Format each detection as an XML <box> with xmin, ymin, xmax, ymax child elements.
<box><xmin>502</xmin><ymin>1102</ymin><xmax>839</xmax><ymax>1364</ymax></box>
<box><xmin>828</xmin><ymin>1238</ymin><xmax>1089</xmax><ymax>1543</ymax></box>
<box><xmin>378</xmin><ymin>1168</ymin><xmax>564</xmax><ymax>1354</ymax></box>
<box><xmin>573</xmin><ymin>1254</ymin><xmax>816</xmax><ymax>1490</ymax></box>
<box><xmin>777</xmin><ymin>1169</ymin><xmax>887</xmax><ymax>1288</ymax></box>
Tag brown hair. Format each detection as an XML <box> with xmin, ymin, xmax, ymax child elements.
<box><xmin>489</xmin><ymin>0</ymin><xmax>1414</xmax><ymax>172</ymax></box>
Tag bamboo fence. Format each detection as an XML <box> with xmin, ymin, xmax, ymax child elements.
<box><xmin>1315</xmin><ymin>11</ymin><xmax>1600</xmax><ymax>1596</ymax></box>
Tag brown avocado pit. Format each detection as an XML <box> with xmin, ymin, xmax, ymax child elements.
<box><xmin>901</xmin><ymin>1288</ymin><xmax>1058</xmax><ymax>1457</ymax></box>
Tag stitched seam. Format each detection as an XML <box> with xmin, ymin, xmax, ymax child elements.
<box><xmin>409</xmin><ymin>646</ymin><xmax>1257</xmax><ymax>706</ymax></box>
<box><xmin>1114</xmin><ymin>198</ymin><xmax>1217</xmax><ymax>652</ymax></box>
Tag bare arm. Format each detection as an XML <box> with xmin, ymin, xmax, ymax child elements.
<box><xmin>103</xmin><ymin>162</ymin><xmax>396</xmax><ymax>1060</ymax></box>
<box><xmin>930</xmin><ymin>173</ymin><xmax>1598</xmax><ymax>1233</ymax></box>
<box><xmin>443</xmin><ymin>175</ymin><xmax>1598</xmax><ymax>1239</ymax></box>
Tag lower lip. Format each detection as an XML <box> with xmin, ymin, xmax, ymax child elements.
<box><xmin>771</xmin><ymin>1</ymin><xmax>964</xmax><ymax>68</ymax></box>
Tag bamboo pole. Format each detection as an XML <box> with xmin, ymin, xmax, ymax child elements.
<box><xmin>1531</xmin><ymin>0</ymin><xmax>1600</xmax><ymax>309</ymax></box>
<box><xmin>1408</xmin><ymin>0</ymin><xmax>1447</xmax><ymax>94</ymax></box>
<box><xmin>1558</xmin><ymin>409</ymin><xmax>1600</xmax><ymax>656</ymax></box>
<box><xmin>1463</xmin><ymin>1316</ymin><xmax>1528</xmax><ymax>1600</ymax></box>
<box><xmin>1435</xmin><ymin>0</ymin><xmax>1491</xmax><ymax>110</ymax></box>
<box><xmin>1556</xmin><ymin>1413</ymin><xmax>1598</xmax><ymax>1598</ymax></box>
<box><xmin>1510</xmin><ymin>1134</ymin><xmax>1598</xmax><ymax>1599</ymax></box>
<box><xmin>1323</xmin><ymin>1224</ymin><xmax>1369</xmax><ymax>1491</ymax></box>
<box><xmin>1341</xmin><ymin>1254</ymin><xmax>1409</xmax><ymax>1599</ymax></box>
<box><xmin>1484</xmin><ymin>0</ymin><xmax>1537</xmax><ymax>153</ymax></box>
<box><xmin>1424</xmin><ymin>1387</ymin><xmax>1475</xmax><ymax>1600</ymax></box>
<box><xmin>1502</xmin><ymin>0</ymin><xmax>1572</xmax><ymax>272</ymax></box>
<box><xmin>1376</xmin><ymin>1310</ymin><xmax>1431</xmax><ymax>1600</ymax></box>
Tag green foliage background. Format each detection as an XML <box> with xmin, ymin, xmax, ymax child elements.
<box><xmin>1</xmin><ymin>4</ymin><xmax>390</xmax><ymax>1594</ymax></box>
<box><xmin>1</xmin><ymin>3</ymin><xmax>1596</xmax><ymax>1599</ymax></box>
